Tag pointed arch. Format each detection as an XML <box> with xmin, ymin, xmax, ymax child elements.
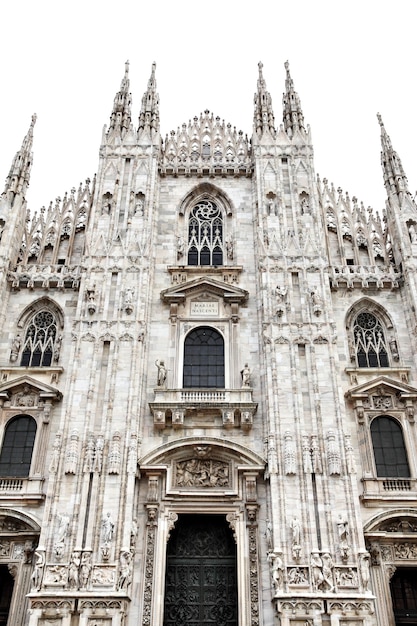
<box><xmin>178</xmin><ymin>183</ymin><xmax>234</xmax><ymax>268</ymax></box>
<box><xmin>15</xmin><ymin>298</ymin><xmax>64</xmax><ymax>367</ymax></box>
<box><xmin>346</xmin><ymin>298</ymin><xmax>398</xmax><ymax>368</ymax></box>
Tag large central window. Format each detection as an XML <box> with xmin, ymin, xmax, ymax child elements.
<box><xmin>371</xmin><ymin>416</ymin><xmax>410</xmax><ymax>478</ymax></box>
<box><xmin>183</xmin><ymin>327</ymin><xmax>225</xmax><ymax>388</ymax></box>
<box><xmin>188</xmin><ymin>200</ymin><xmax>223</xmax><ymax>266</ymax></box>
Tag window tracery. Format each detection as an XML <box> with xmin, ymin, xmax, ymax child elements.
<box><xmin>353</xmin><ymin>312</ymin><xmax>389</xmax><ymax>367</ymax></box>
<box><xmin>187</xmin><ymin>200</ymin><xmax>223</xmax><ymax>266</ymax></box>
<box><xmin>20</xmin><ymin>310</ymin><xmax>58</xmax><ymax>367</ymax></box>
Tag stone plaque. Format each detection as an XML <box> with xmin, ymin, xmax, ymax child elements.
<box><xmin>190</xmin><ymin>301</ymin><xmax>219</xmax><ymax>316</ymax></box>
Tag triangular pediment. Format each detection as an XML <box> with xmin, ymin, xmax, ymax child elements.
<box><xmin>161</xmin><ymin>276</ymin><xmax>248</xmax><ymax>304</ymax></box>
<box><xmin>0</xmin><ymin>375</ymin><xmax>62</xmax><ymax>403</ymax></box>
<box><xmin>346</xmin><ymin>375</ymin><xmax>417</xmax><ymax>400</ymax></box>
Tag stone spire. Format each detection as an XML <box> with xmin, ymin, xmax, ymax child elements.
<box><xmin>3</xmin><ymin>114</ymin><xmax>36</xmax><ymax>200</ymax></box>
<box><xmin>378</xmin><ymin>113</ymin><xmax>410</xmax><ymax>199</ymax></box>
<box><xmin>253</xmin><ymin>62</ymin><xmax>276</xmax><ymax>138</ymax></box>
<box><xmin>282</xmin><ymin>61</ymin><xmax>305</xmax><ymax>137</ymax></box>
<box><xmin>108</xmin><ymin>61</ymin><xmax>132</xmax><ymax>134</ymax></box>
<box><xmin>138</xmin><ymin>62</ymin><xmax>160</xmax><ymax>134</ymax></box>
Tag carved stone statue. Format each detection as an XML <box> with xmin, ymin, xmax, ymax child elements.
<box><xmin>102</xmin><ymin>512</ymin><xmax>114</xmax><ymax>544</ymax></box>
<box><xmin>268</xmin><ymin>551</ymin><xmax>284</xmax><ymax>592</ymax></box>
<box><xmin>240</xmin><ymin>363</ymin><xmax>251</xmax><ymax>387</ymax></box>
<box><xmin>79</xmin><ymin>551</ymin><xmax>92</xmax><ymax>589</ymax></box>
<box><xmin>31</xmin><ymin>550</ymin><xmax>44</xmax><ymax>590</ymax></box>
<box><xmin>337</xmin><ymin>514</ymin><xmax>350</xmax><ymax>561</ymax></box>
<box><xmin>359</xmin><ymin>552</ymin><xmax>371</xmax><ymax>591</ymax></box>
<box><xmin>117</xmin><ymin>550</ymin><xmax>133</xmax><ymax>590</ymax></box>
<box><xmin>67</xmin><ymin>551</ymin><xmax>80</xmax><ymax>589</ymax></box>
<box><xmin>321</xmin><ymin>552</ymin><xmax>334</xmax><ymax>591</ymax></box>
<box><xmin>10</xmin><ymin>334</ymin><xmax>21</xmax><ymax>362</ymax></box>
<box><xmin>290</xmin><ymin>516</ymin><xmax>302</xmax><ymax>560</ymax></box>
<box><xmin>155</xmin><ymin>359</ymin><xmax>167</xmax><ymax>386</ymax></box>
<box><xmin>310</xmin><ymin>552</ymin><xmax>324</xmax><ymax>591</ymax></box>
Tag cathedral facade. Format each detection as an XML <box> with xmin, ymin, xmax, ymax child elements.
<box><xmin>0</xmin><ymin>61</ymin><xmax>416</xmax><ymax>626</ymax></box>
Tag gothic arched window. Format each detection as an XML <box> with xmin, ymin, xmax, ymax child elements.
<box><xmin>353</xmin><ymin>312</ymin><xmax>389</xmax><ymax>367</ymax></box>
<box><xmin>21</xmin><ymin>310</ymin><xmax>57</xmax><ymax>367</ymax></box>
<box><xmin>188</xmin><ymin>200</ymin><xmax>223</xmax><ymax>266</ymax></box>
<box><xmin>371</xmin><ymin>416</ymin><xmax>410</xmax><ymax>478</ymax></box>
<box><xmin>183</xmin><ymin>326</ymin><xmax>225</xmax><ymax>388</ymax></box>
<box><xmin>0</xmin><ymin>415</ymin><xmax>37</xmax><ymax>477</ymax></box>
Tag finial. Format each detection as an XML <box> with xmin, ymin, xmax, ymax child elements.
<box><xmin>258</xmin><ymin>61</ymin><xmax>263</xmax><ymax>76</ymax></box>
<box><xmin>124</xmin><ymin>60</ymin><xmax>129</xmax><ymax>76</ymax></box>
<box><xmin>31</xmin><ymin>113</ymin><xmax>37</xmax><ymax>127</ymax></box>
<box><xmin>377</xmin><ymin>112</ymin><xmax>383</xmax><ymax>127</ymax></box>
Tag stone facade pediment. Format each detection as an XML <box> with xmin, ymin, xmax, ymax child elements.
<box><xmin>161</xmin><ymin>276</ymin><xmax>248</xmax><ymax>305</ymax></box>
<box><xmin>346</xmin><ymin>375</ymin><xmax>417</xmax><ymax>401</ymax></box>
<box><xmin>0</xmin><ymin>375</ymin><xmax>62</xmax><ymax>405</ymax></box>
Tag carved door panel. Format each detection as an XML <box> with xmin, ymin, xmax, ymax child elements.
<box><xmin>164</xmin><ymin>515</ymin><xmax>237</xmax><ymax>626</ymax></box>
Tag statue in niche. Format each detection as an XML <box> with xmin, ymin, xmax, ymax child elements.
<box><xmin>310</xmin><ymin>289</ymin><xmax>323</xmax><ymax>315</ymax></box>
<box><xmin>53</xmin><ymin>334</ymin><xmax>62</xmax><ymax>362</ymax></box>
<box><xmin>300</xmin><ymin>192</ymin><xmax>311</xmax><ymax>215</ymax></box>
<box><xmin>177</xmin><ymin>236</ymin><xmax>185</xmax><ymax>259</ymax></box>
<box><xmin>124</xmin><ymin>288</ymin><xmax>134</xmax><ymax>314</ymax></box>
<box><xmin>275</xmin><ymin>285</ymin><xmax>287</xmax><ymax>303</ymax></box>
<box><xmin>225</xmin><ymin>238</ymin><xmax>234</xmax><ymax>260</ymax></box>
<box><xmin>409</xmin><ymin>224</ymin><xmax>417</xmax><ymax>244</ymax></box>
<box><xmin>67</xmin><ymin>551</ymin><xmax>80</xmax><ymax>589</ymax></box>
<box><xmin>10</xmin><ymin>334</ymin><xmax>21</xmax><ymax>362</ymax></box>
<box><xmin>155</xmin><ymin>359</ymin><xmax>167</xmax><ymax>386</ymax></box>
<box><xmin>265</xmin><ymin>519</ymin><xmax>273</xmax><ymax>550</ymax></box>
<box><xmin>268</xmin><ymin>551</ymin><xmax>284</xmax><ymax>591</ymax></box>
<box><xmin>290</xmin><ymin>516</ymin><xmax>302</xmax><ymax>560</ymax></box>
<box><xmin>79</xmin><ymin>551</ymin><xmax>92</xmax><ymax>589</ymax></box>
<box><xmin>310</xmin><ymin>552</ymin><xmax>324</xmax><ymax>591</ymax></box>
<box><xmin>117</xmin><ymin>550</ymin><xmax>133</xmax><ymax>590</ymax></box>
<box><xmin>359</xmin><ymin>552</ymin><xmax>371</xmax><ymax>591</ymax></box>
<box><xmin>267</xmin><ymin>198</ymin><xmax>278</xmax><ymax>216</ymax></box>
<box><xmin>31</xmin><ymin>550</ymin><xmax>45</xmax><ymax>590</ymax></box>
<box><xmin>321</xmin><ymin>553</ymin><xmax>334</xmax><ymax>591</ymax></box>
<box><xmin>337</xmin><ymin>514</ymin><xmax>350</xmax><ymax>561</ymax></box>
<box><xmin>135</xmin><ymin>194</ymin><xmax>144</xmax><ymax>216</ymax></box>
<box><xmin>93</xmin><ymin>436</ymin><xmax>104</xmax><ymax>473</ymax></box>
<box><xmin>55</xmin><ymin>513</ymin><xmax>70</xmax><ymax>545</ymax></box>
<box><xmin>240</xmin><ymin>363</ymin><xmax>251</xmax><ymax>387</ymax></box>
<box><xmin>130</xmin><ymin>518</ymin><xmax>138</xmax><ymax>547</ymax></box>
<box><xmin>102</xmin><ymin>512</ymin><xmax>115</xmax><ymax>544</ymax></box>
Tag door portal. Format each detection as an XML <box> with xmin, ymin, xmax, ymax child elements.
<box><xmin>0</xmin><ymin>565</ymin><xmax>14</xmax><ymax>626</ymax></box>
<box><xmin>163</xmin><ymin>514</ymin><xmax>238</xmax><ymax>626</ymax></box>
<box><xmin>391</xmin><ymin>568</ymin><xmax>417</xmax><ymax>625</ymax></box>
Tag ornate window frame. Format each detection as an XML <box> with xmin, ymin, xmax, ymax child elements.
<box><xmin>346</xmin><ymin>299</ymin><xmax>399</xmax><ymax>368</ymax></box>
<box><xmin>11</xmin><ymin>298</ymin><xmax>64</xmax><ymax>368</ymax></box>
<box><xmin>177</xmin><ymin>184</ymin><xmax>234</xmax><ymax>268</ymax></box>
<box><xmin>346</xmin><ymin>376</ymin><xmax>417</xmax><ymax>502</ymax></box>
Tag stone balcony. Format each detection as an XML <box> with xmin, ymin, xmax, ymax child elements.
<box><xmin>0</xmin><ymin>477</ymin><xmax>45</xmax><ymax>504</ymax></box>
<box><xmin>149</xmin><ymin>387</ymin><xmax>257</xmax><ymax>431</ymax></box>
<box><xmin>361</xmin><ymin>476</ymin><xmax>417</xmax><ymax>505</ymax></box>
